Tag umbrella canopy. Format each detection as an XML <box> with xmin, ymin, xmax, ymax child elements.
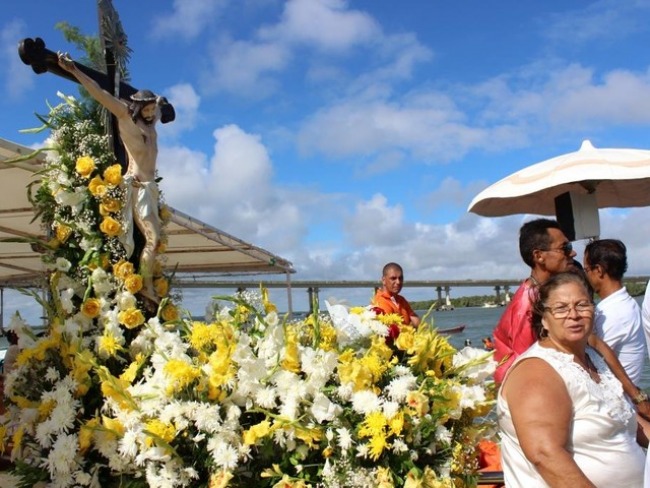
<box><xmin>468</xmin><ymin>140</ymin><xmax>650</xmax><ymax>217</ymax></box>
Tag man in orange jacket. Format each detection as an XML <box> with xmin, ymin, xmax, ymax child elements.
<box><xmin>372</xmin><ymin>262</ymin><xmax>421</xmax><ymax>327</ymax></box>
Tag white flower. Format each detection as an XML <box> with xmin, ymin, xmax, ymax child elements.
<box><xmin>55</xmin><ymin>257</ymin><xmax>72</xmax><ymax>272</ymax></box>
<box><xmin>385</xmin><ymin>374</ymin><xmax>417</xmax><ymax>402</ymax></box>
<box><xmin>311</xmin><ymin>393</ymin><xmax>342</xmax><ymax>423</ymax></box>
<box><xmin>453</xmin><ymin>347</ymin><xmax>497</xmax><ymax>383</ymax></box>
<box><xmin>46</xmin><ymin>432</ymin><xmax>78</xmax><ymax>477</ymax></box>
<box><xmin>351</xmin><ymin>390</ymin><xmax>381</xmax><ymax>414</ymax></box>
<box><xmin>336</xmin><ymin>427</ymin><xmax>353</xmax><ymax>451</ymax></box>
<box><xmin>435</xmin><ymin>425</ymin><xmax>452</xmax><ymax>444</ymax></box>
<box><xmin>60</xmin><ymin>288</ymin><xmax>75</xmax><ymax>313</ymax></box>
<box><xmin>116</xmin><ymin>291</ymin><xmax>137</xmax><ymax>311</ymax></box>
<box><xmin>255</xmin><ymin>386</ymin><xmax>277</xmax><ymax>409</ymax></box>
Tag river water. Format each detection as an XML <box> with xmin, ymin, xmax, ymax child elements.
<box><xmin>420</xmin><ymin>296</ymin><xmax>650</xmax><ymax>390</ymax></box>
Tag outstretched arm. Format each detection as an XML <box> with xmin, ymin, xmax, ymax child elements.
<box><xmin>57</xmin><ymin>52</ymin><xmax>129</xmax><ymax>119</ymax></box>
<box><xmin>589</xmin><ymin>334</ymin><xmax>650</xmax><ymax>419</ymax></box>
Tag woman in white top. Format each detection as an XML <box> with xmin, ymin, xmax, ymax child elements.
<box><xmin>498</xmin><ymin>272</ymin><xmax>645</xmax><ymax>487</ymax></box>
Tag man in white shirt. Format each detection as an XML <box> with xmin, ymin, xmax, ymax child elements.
<box><xmin>584</xmin><ymin>239</ymin><xmax>646</xmax><ymax>384</ymax></box>
<box><xmin>643</xmin><ymin>280</ymin><xmax>650</xmax><ymax>362</ymax></box>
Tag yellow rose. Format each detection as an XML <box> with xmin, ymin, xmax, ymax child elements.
<box><xmin>124</xmin><ymin>274</ymin><xmax>143</xmax><ymax>294</ymax></box>
<box><xmin>103</xmin><ymin>164</ymin><xmax>123</xmax><ymax>186</ymax></box>
<box><xmin>88</xmin><ymin>176</ymin><xmax>107</xmax><ymax>197</ymax></box>
<box><xmin>161</xmin><ymin>303</ymin><xmax>179</xmax><ymax>322</ymax></box>
<box><xmin>118</xmin><ymin>308</ymin><xmax>145</xmax><ymax>329</ymax></box>
<box><xmin>81</xmin><ymin>298</ymin><xmax>101</xmax><ymax>319</ymax></box>
<box><xmin>113</xmin><ymin>260</ymin><xmax>135</xmax><ymax>281</ymax></box>
<box><xmin>99</xmin><ymin>197</ymin><xmax>122</xmax><ymax>216</ymax></box>
<box><xmin>75</xmin><ymin>155</ymin><xmax>96</xmax><ymax>178</ymax></box>
<box><xmin>100</xmin><ymin>216</ymin><xmax>122</xmax><ymax>237</ymax></box>
<box><xmin>154</xmin><ymin>277</ymin><xmax>169</xmax><ymax>297</ymax></box>
<box><xmin>55</xmin><ymin>223</ymin><xmax>72</xmax><ymax>243</ymax></box>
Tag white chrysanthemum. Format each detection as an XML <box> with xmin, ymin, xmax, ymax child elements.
<box><xmin>118</xmin><ymin>429</ymin><xmax>140</xmax><ymax>460</ymax></box>
<box><xmin>382</xmin><ymin>401</ymin><xmax>400</xmax><ymax>419</ymax></box>
<box><xmin>351</xmin><ymin>390</ymin><xmax>381</xmax><ymax>414</ymax></box>
<box><xmin>254</xmin><ymin>386</ymin><xmax>277</xmax><ymax>409</ymax></box>
<box><xmin>453</xmin><ymin>347</ymin><xmax>497</xmax><ymax>383</ymax></box>
<box><xmin>392</xmin><ymin>438</ymin><xmax>409</xmax><ymax>453</ymax></box>
<box><xmin>336</xmin><ymin>427</ymin><xmax>353</xmax><ymax>451</ymax></box>
<box><xmin>455</xmin><ymin>384</ymin><xmax>488</xmax><ymax>410</ymax></box>
<box><xmin>46</xmin><ymin>432</ymin><xmax>78</xmax><ymax>477</ymax></box>
<box><xmin>208</xmin><ymin>438</ymin><xmax>239</xmax><ymax>470</ymax></box>
<box><xmin>385</xmin><ymin>374</ymin><xmax>417</xmax><ymax>402</ymax></box>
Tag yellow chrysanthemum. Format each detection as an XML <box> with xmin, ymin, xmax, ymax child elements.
<box><xmin>75</xmin><ymin>155</ymin><xmax>95</xmax><ymax>178</ymax></box>
<box><xmin>81</xmin><ymin>298</ymin><xmax>101</xmax><ymax>319</ymax></box>
<box><xmin>103</xmin><ymin>164</ymin><xmax>123</xmax><ymax>186</ymax></box>
<box><xmin>359</xmin><ymin>411</ymin><xmax>387</xmax><ymax>438</ymax></box>
<box><xmin>368</xmin><ymin>434</ymin><xmax>388</xmax><ymax>461</ymax></box>
<box><xmin>164</xmin><ymin>359</ymin><xmax>201</xmax><ymax>393</ymax></box>
<box><xmin>99</xmin><ymin>332</ymin><xmax>122</xmax><ymax>357</ymax></box>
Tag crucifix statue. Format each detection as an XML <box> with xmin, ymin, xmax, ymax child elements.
<box><xmin>18</xmin><ymin>0</ymin><xmax>174</xmax><ymax>305</ymax></box>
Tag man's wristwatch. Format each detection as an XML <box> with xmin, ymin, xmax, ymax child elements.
<box><xmin>632</xmin><ymin>388</ymin><xmax>649</xmax><ymax>405</ymax></box>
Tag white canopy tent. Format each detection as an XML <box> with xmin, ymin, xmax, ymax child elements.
<box><xmin>0</xmin><ymin>137</ymin><xmax>295</xmax><ymax>316</ymax></box>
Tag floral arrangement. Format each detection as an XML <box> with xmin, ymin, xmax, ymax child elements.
<box><xmin>0</xmin><ymin>93</ymin><xmax>497</xmax><ymax>488</ymax></box>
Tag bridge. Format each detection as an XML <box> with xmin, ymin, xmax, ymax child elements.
<box><xmin>173</xmin><ymin>276</ymin><xmax>650</xmax><ymax>314</ymax></box>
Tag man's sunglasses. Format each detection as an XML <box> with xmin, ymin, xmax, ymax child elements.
<box><xmin>542</xmin><ymin>242</ymin><xmax>573</xmax><ymax>256</ymax></box>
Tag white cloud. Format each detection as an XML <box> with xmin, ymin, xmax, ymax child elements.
<box><xmin>1</xmin><ymin>19</ymin><xmax>34</xmax><ymax>98</ymax></box>
<box><xmin>344</xmin><ymin>194</ymin><xmax>410</xmax><ymax>247</ymax></box>
<box><xmin>158</xmin><ymin>83</ymin><xmax>201</xmax><ymax>137</ymax></box>
<box><xmin>543</xmin><ymin>0</ymin><xmax>650</xmax><ymax>44</ymax></box>
<box><xmin>151</xmin><ymin>0</ymin><xmax>230</xmax><ymax>41</ymax></box>
<box><xmin>258</xmin><ymin>0</ymin><xmax>381</xmax><ymax>51</ymax></box>
<box><xmin>158</xmin><ymin>125</ymin><xmax>306</xmax><ymax>253</ymax></box>
<box><xmin>202</xmin><ymin>37</ymin><xmax>290</xmax><ymax>97</ymax></box>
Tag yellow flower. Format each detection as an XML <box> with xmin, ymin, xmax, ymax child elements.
<box><xmin>81</xmin><ymin>298</ymin><xmax>101</xmax><ymax>319</ymax></box>
<box><xmin>159</xmin><ymin>204</ymin><xmax>172</xmax><ymax>222</ymax></box>
<box><xmin>406</xmin><ymin>391</ymin><xmax>430</xmax><ymax>416</ymax></box>
<box><xmin>161</xmin><ymin>303</ymin><xmax>179</xmax><ymax>322</ymax></box>
<box><xmin>376</xmin><ymin>467</ymin><xmax>395</xmax><ymax>488</ymax></box>
<box><xmin>88</xmin><ymin>175</ymin><xmax>107</xmax><ymax>197</ymax></box>
<box><xmin>164</xmin><ymin>359</ymin><xmax>201</xmax><ymax>393</ymax></box>
<box><xmin>358</xmin><ymin>411</ymin><xmax>387</xmax><ymax>438</ymax></box>
<box><xmin>113</xmin><ymin>260</ymin><xmax>135</xmax><ymax>280</ymax></box>
<box><xmin>100</xmin><ymin>216</ymin><xmax>122</xmax><ymax>237</ymax></box>
<box><xmin>144</xmin><ymin>419</ymin><xmax>176</xmax><ymax>447</ymax></box>
<box><xmin>154</xmin><ymin>277</ymin><xmax>169</xmax><ymax>297</ymax></box>
<box><xmin>99</xmin><ymin>197</ymin><xmax>122</xmax><ymax>216</ymax></box>
<box><xmin>368</xmin><ymin>434</ymin><xmax>388</xmax><ymax>461</ymax></box>
<box><xmin>103</xmin><ymin>164</ymin><xmax>123</xmax><ymax>186</ymax></box>
<box><xmin>75</xmin><ymin>155</ymin><xmax>95</xmax><ymax>178</ymax></box>
<box><xmin>99</xmin><ymin>332</ymin><xmax>122</xmax><ymax>357</ymax></box>
<box><xmin>243</xmin><ymin>420</ymin><xmax>272</xmax><ymax>445</ymax></box>
<box><xmin>262</xmin><ymin>286</ymin><xmax>277</xmax><ymax>313</ymax></box>
<box><xmin>79</xmin><ymin>418</ymin><xmax>100</xmax><ymax>453</ymax></box>
<box><xmin>209</xmin><ymin>471</ymin><xmax>234</xmax><ymax>488</ymax></box>
<box><xmin>102</xmin><ymin>416</ymin><xmax>125</xmax><ymax>438</ymax></box>
<box><xmin>118</xmin><ymin>307</ymin><xmax>145</xmax><ymax>329</ymax></box>
<box><xmin>124</xmin><ymin>274</ymin><xmax>144</xmax><ymax>294</ymax></box>
<box><xmin>281</xmin><ymin>329</ymin><xmax>301</xmax><ymax>373</ymax></box>
<box><xmin>55</xmin><ymin>223</ymin><xmax>72</xmax><ymax>243</ymax></box>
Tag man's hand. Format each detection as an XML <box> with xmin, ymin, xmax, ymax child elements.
<box><xmin>57</xmin><ymin>51</ymin><xmax>75</xmax><ymax>73</ymax></box>
<box><xmin>636</xmin><ymin>398</ymin><xmax>650</xmax><ymax>421</ymax></box>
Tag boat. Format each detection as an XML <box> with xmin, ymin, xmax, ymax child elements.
<box><xmin>438</xmin><ymin>324</ymin><xmax>466</xmax><ymax>335</ymax></box>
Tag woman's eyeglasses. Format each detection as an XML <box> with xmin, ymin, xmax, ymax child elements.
<box><xmin>544</xmin><ymin>301</ymin><xmax>594</xmax><ymax>318</ymax></box>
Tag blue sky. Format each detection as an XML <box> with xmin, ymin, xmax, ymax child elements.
<box><xmin>2</xmin><ymin>0</ymin><xmax>650</xmax><ymax>317</ymax></box>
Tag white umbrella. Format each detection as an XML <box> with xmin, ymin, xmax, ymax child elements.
<box><xmin>468</xmin><ymin>140</ymin><xmax>650</xmax><ymax>217</ymax></box>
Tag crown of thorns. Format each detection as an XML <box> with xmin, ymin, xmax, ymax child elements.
<box><xmin>129</xmin><ymin>89</ymin><xmax>157</xmax><ymax>102</ymax></box>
